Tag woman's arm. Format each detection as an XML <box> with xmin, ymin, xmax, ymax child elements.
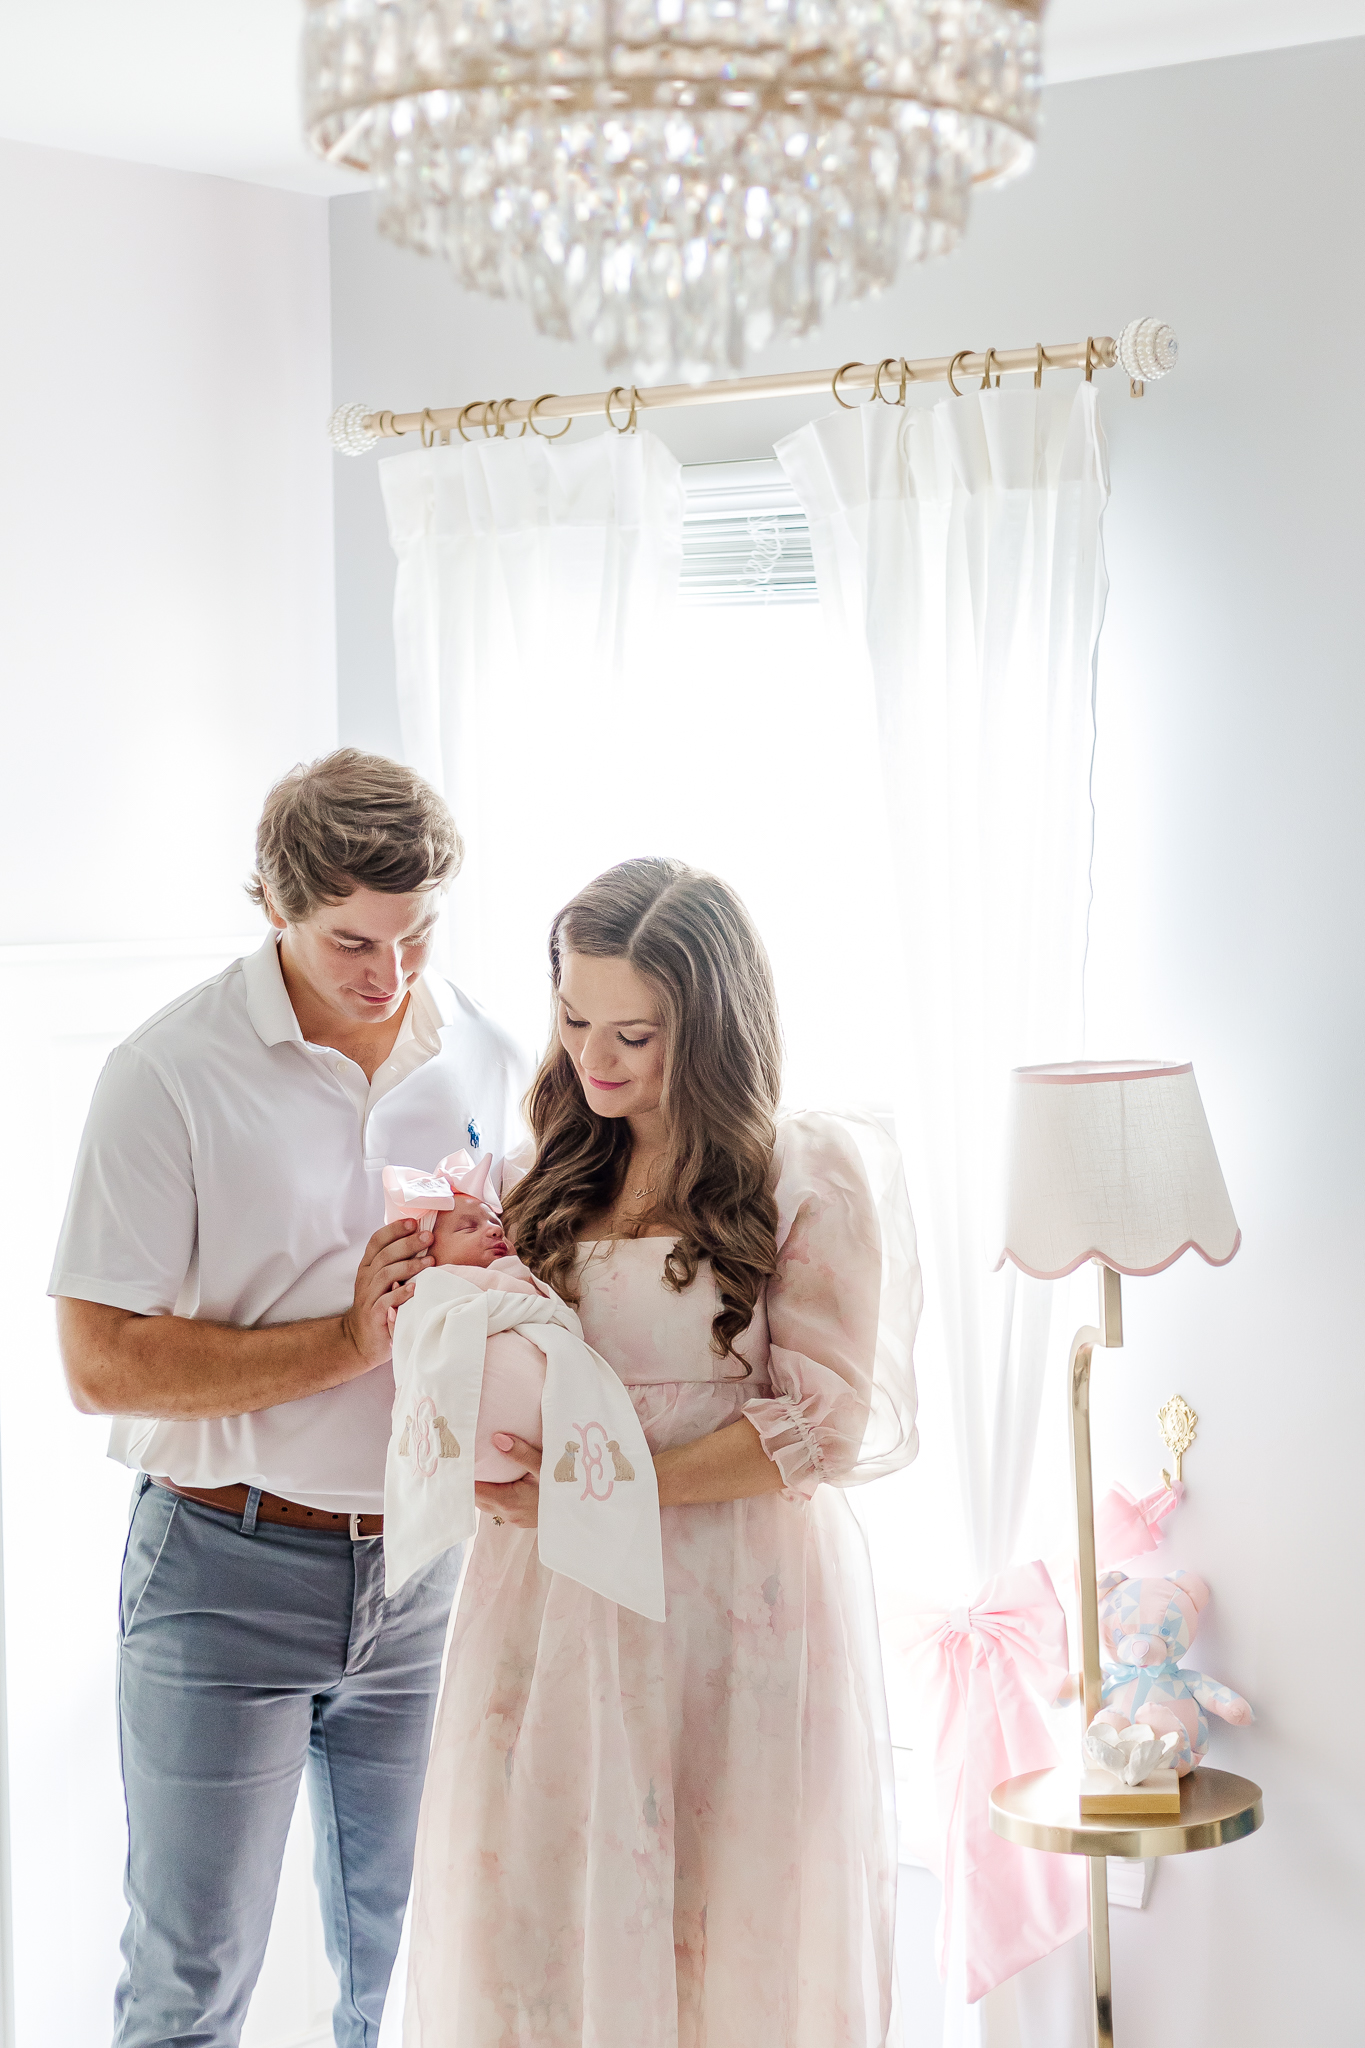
<box><xmin>473</xmin><ymin>1416</ymin><xmax>782</xmax><ymax>1529</ymax></box>
<box><xmin>653</xmin><ymin>1417</ymin><xmax>784</xmax><ymax>1505</ymax></box>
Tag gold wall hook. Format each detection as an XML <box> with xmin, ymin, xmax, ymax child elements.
<box><xmin>1158</xmin><ymin>1393</ymin><xmax>1199</xmax><ymax>1486</ymax></box>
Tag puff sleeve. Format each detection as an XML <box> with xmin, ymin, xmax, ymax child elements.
<box><xmin>744</xmin><ymin>1111</ymin><xmax>921</xmax><ymax>1497</ymax></box>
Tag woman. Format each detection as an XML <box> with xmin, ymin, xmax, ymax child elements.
<box><xmin>403</xmin><ymin>858</ymin><xmax>920</xmax><ymax>2048</ymax></box>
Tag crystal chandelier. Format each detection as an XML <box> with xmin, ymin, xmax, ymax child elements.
<box><xmin>303</xmin><ymin>0</ymin><xmax>1045</xmax><ymax>385</ymax></box>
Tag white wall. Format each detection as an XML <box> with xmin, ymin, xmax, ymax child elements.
<box><xmin>0</xmin><ymin>139</ymin><xmax>337</xmax><ymax>945</ymax></box>
<box><xmin>327</xmin><ymin>38</ymin><xmax>1365</xmax><ymax>2044</ymax></box>
<box><xmin>0</xmin><ymin>140</ymin><xmax>338</xmax><ymax>2045</ymax></box>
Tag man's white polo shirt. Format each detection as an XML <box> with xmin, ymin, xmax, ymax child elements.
<box><xmin>49</xmin><ymin>934</ymin><xmax>529</xmax><ymax>1513</ymax></box>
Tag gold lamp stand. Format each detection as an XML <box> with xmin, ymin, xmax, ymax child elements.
<box><xmin>989</xmin><ymin>1264</ymin><xmax>1264</xmax><ymax>2048</ymax></box>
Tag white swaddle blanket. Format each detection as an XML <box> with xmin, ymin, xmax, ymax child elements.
<box><xmin>384</xmin><ymin>1265</ymin><xmax>665</xmax><ymax>1621</ymax></box>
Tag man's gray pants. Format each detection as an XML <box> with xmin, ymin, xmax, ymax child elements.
<box><xmin>114</xmin><ymin>1476</ymin><xmax>460</xmax><ymax>2048</ymax></box>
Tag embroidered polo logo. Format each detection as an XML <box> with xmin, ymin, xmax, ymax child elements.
<box><xmin>467</xmin><ymin>1117</ymin><xmax>481</xmax><ymax>1151</ymax></box>
<box><xmin>398</xmin><ymin>1396</ymin><xmax>460</xmax><ymax>1478</ymax></box>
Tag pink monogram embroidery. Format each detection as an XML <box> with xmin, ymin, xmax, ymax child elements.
<box><xmin>572</xmin><ymin>1422</ymin><xmax>637</xmax><ymax>1502</ymax></box>
<box><xmin>398</xmin><ymin>1396</ymin><xmax>460</xmax><ymax>1478</ymax></box>
<box><xmin>576</xmin><ymin>1422</ymin><xmax>613</xmax><ymax>1502</ymax></box>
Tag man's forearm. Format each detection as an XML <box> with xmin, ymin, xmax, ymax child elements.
<box><xmin>57</xmin><ymin>1298</ymin><xmax>374</xmax><ymax>1421</ymax></box>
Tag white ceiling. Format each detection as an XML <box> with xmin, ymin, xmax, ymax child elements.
<box><xmin>0</xmin><ymin>0</ymin><xmax>1360</xmax><ymax>198</ymax></box>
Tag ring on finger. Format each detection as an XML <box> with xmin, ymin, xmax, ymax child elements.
<box><xmin>492</xmin><ymin>1514</ymin><xmax>504</xmax><ymax>1526</ymax></box>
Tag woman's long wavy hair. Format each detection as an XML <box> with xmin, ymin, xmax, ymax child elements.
<box><xmin>502</xmin><ymin>858</ymin><xmax>783</xmax><ymax>1358</ymax></box>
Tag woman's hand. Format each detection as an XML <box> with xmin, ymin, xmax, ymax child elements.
<box><xmin>474</xmin><ymin>1433</ymin><xmax>542</xmax><ymax>1529</ymax></box>
<box><xmin>341</xmin><ymin>1218</ymin><xmax>434</xmax><ymax>1368</ymax></box>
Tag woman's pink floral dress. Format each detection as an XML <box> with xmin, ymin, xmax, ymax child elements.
<box><xmin>403</xmin><ymin>1112</ymin><xmax>918</xmax><ymax>2048</ymax></box>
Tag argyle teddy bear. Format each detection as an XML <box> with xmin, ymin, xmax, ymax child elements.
<box><xmin>1090</xmin><ymin>1568</ymin><xmax>1253</xmax><ymax>1776</ymax></box>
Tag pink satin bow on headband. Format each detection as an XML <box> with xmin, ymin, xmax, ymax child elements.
<box><xmin>382</xmin><ymin>1150</ymin><xmax>500</xmax><ymax>1229</ymax></box>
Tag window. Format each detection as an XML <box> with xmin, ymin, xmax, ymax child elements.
<box><xmin>680</xmin><ymin>459</ymin><xmax>818</xmax><ymax>608</ymax></box>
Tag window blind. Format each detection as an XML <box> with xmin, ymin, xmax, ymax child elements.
<box><xmin>680</xmin><ymin>458</ymin><xmax>818</xmax><ymax>607</ymax></box>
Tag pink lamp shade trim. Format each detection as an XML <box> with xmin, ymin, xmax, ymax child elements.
<box><xmin>998</xmin><ymin>1227</ymin><xmax>1243</xmax><ymax>1282</ymax></box>
<box><xmin>1012</xmin><ymin>1060</ymin><xmax>1194</xmax><ymax>1086</ymax></box>
<box><xmin>994</xmin><ymin>1059</ymin><xmax>1241</xmax><ymax>1280</ymax></box>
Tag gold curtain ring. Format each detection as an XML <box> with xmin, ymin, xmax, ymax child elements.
<box><xmin>455</xmin><ymin>402</ymin><xmax>479</xmax><ymax>443</ymax></box>
<box><xmin>605</xmin><ymin>386</ymin><xmax>638</xmax><ymax>433</ymax></box>
<box><xmin>980</xmin><ymin>348</ymin><xmax>999</xmax><ymax>392</ymax></box>
<box><xmin>831</xmin><ymin>361</ymin><xmax>864</xmax><ymax>409</ymax></box>
<box><xmin>1034</xmin><ymin>343</ymin><xmax>1045</xmax><ymax>390</ymax></box>
<box><xmin>528</xmin><ymin>393</ymin><xmax>572</xmax><ymax>439</ymax></box>
<box><xmin>1084</xmin><ymin>337</ymin><xmax>1096</xmax><ymax>384</ymax></box>
<box><xmin>872</xmin><ymin>357</ymin><xmax>907</xmax><ymax>407</ymax></box>
<box><xmin>946</xmin><ymin>350</ymin><xmax>971</xmax><ymax>398</ymax></box>
<box><xmin>419</xmin><ymin>408</ymin><xmax>439</xmax><ymax>448</ymax></box>
<box><xmin>494</xmin><ymin>397</ymin><xmax>527</xmax><ymax>439</ymax></box>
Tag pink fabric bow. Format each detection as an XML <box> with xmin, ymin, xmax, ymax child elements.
<box><xmin>1094</xmin><ymin>1480</ymin><xmax>1182</xmax><ymax>1569</ymax></box>
<box><xmin>911</xmin><ymin>1560</ymin><xmax>1085</xmax><ymax>2002</ymax></box>
<box><xmin>435</xmin><ymin>1149</ymin><xmax>501</xmax><ymax>1214</ymax></box>
<box><xmin>383</xmin><ymin>1150</ymin><xmax>501</xmax><ymax>1228</ymax></box>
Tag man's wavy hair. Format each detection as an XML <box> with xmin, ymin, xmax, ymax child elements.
<box><xmin>246</xmin><ymin>749</ymin><xmax>461</xmax><ymax>923</ymax></box>
<box><xmin>502</xmin><ymin>858</ymin><xmax>783</xmax><ymax>1359</ymax></box>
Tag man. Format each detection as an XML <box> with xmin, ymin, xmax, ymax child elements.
<box><xmin>52</xmin><ymin>749</ymin><xmax>527</xmax><ymax>2048</ymax></box>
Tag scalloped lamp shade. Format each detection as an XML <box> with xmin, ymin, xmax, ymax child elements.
<box><xmin>995</xmin><ymin>1061</ymin><xmax>1241</xmax><ymax>1280</ymax></box>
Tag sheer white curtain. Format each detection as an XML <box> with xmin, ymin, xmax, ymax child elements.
<box><xmin>779</xmin><ymin>386</ymin><xmax>1111</xmax><ymax>2044</ymax></box>
<box><xmin>380</xmin><ymin>429</ymin><xmax>685</xmax><ymax>1021</ymax></box>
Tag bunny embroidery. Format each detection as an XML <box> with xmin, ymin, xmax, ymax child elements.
<box><xmin>1091</xmin><ymin>1568</ymin><xmax>1253</xmax><ymax>1775</ymax></box>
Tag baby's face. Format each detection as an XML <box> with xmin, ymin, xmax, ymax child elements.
<box><xmin>431</xmin><ymin>1198</ymin><xmax>510</xmax><ymax>1268</ymax></box>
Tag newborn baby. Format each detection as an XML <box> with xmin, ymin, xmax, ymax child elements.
<box><xmin>382</xmin><ymin>1153</ymin><xmax>665</xmax><ymax>1619</ymax></box>
<box><xmin>384</xmin><ymin>1155</ymin><xmax>549</xmax><ymax>1482</ymax></box>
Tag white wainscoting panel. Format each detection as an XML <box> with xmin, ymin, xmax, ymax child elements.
<box><xmin>0</xmin><ymin>938</ymin><xmax>335</xmax><ymax>2048</ymax></box>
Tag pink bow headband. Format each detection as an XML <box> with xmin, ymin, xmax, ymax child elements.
<box><xmin>382</xmin><ymin>1149</ymin><xmax>501</xmax><ymax>1229</ymax></box>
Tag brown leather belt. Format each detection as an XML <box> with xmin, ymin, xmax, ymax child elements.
<box><xmin>156</xmin><ymin>1479</ymin><xmax>383</xmax><ymax>1539</ymax></box>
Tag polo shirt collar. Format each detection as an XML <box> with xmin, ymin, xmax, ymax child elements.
<box><xmin>242</xmin><ymin>934</ymin><xmax>302</xmax><ymax>1048</ymax></box>
<box><xmin>242</xmin><ymin>931</ymin><xmax>454</xmax><ymax>1048</ymax></box>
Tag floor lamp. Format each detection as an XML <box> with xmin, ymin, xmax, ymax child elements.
<box><xmin>988</xmin><ymin>1060</ymin><xmax>1264</xmax><ymax>2048</ymax></box>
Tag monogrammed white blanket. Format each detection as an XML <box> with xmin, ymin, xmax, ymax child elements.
<box><xmin>384</xmin><ymin>1265</ymin><xmax>665</xmax><ymax>1621</ymax></box>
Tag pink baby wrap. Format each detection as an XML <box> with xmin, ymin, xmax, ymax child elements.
<box><xmin>383</xmin><ymin>1150</ymin><xmax>545</xmax><ymax>1482</ymax></box>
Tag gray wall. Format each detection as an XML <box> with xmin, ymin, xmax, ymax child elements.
<box><xmin>328</xmin><ymin>41</ymin><xmax>1365</xmax><ymax>2042</ymax></box>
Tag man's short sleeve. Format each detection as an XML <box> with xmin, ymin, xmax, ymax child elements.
<box><xmin>49</xmin><ymin>1043</ymin><xmax>197</xmax><ymax>1315</ymax></box>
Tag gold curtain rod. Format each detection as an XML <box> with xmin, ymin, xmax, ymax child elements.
<box><xmin>341</xmin><ymin>331</ymin><xmax>1153</xmax><ymax>449</ymax></box>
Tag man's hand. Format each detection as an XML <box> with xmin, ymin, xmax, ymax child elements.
<box><xmin>473</xmin><ymin>1433</ymin><xmax>542</xmax><ymax>1529</ymax></box>
<box><xmin>341</xmin><ymin>1219</ymin><xmax>435</xmax><ymax>1369</ymax></box>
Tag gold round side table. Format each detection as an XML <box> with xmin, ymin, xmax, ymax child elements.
<box><xmin>990</xmin><ymin>1766</ymin><xmax>1263</xmax><ymax>2046</ymax></box>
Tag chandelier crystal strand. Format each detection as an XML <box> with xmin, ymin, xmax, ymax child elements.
<box><xmin>303</xmin><ymin>0</ymin><xmax>1046</xmax><ymax>385</ymax></box>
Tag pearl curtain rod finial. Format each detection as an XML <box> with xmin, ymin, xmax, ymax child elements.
<box><xmin>328</xmin><ymin>402</ymin><xmax>379</xmax><ymax>456</ymax></box>
<box><xmin>1115</xmin><ymin>319</ymin><xmax>1178</xmax><ymax>397</ymax></box>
